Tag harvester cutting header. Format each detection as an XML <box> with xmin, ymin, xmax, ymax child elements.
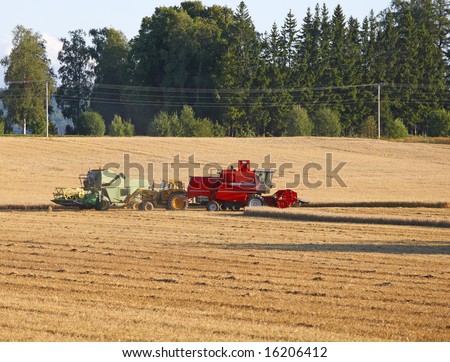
<box><xmin>52</xmin><ymin>160</ymin><xmax>308</xmax><ymax>211</ymax></box>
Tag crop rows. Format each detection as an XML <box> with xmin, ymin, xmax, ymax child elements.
<box><xmin>0</xmin><ymin>209</ymin><xmax>448</xmax><ymax>341</ymax></box>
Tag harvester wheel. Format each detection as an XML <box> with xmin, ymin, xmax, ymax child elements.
<box><xmin>206</xmin><ymin>201</ymin><xmax>220</xmax><ymax>212</ymax></box>
<box><xmin>231</xmin><ymin>204</ymin><xmax>241</xmax><ymax>211</ymax></box>
<box><xmin>167</xmin><ymin>193</ymin><xmax>188</xmax><ymax>210</ymax></box>
<box><xmin>96</xmin><ymin>197</ymin><xmax>110</xmax><ymax>211</ymax></box>
<box><xmin>246</xmin><ymin>194</ymin><xmax>264</xmax><ymax>208</ymax></box>
<box><xmin>140</xmin><ymin>201</ymin><xmax>154</xmax><ymax>212</ymax></box>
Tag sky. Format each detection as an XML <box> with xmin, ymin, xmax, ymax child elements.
<box><xmin>0</xmin><ymin>0</ymin><xmax>392</xmax><ymax>86</ymax></box>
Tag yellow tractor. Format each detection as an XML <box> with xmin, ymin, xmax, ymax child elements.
<box><xmin>124</xmin><ymin>180</ymin><xmax>188</xmax><ymax>211</ymax></box>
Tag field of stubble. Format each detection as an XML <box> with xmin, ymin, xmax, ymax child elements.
<box><xmin>0</xmin><ymin>137</ymin><xmax>449</xmax><ymax>341</ymax></box>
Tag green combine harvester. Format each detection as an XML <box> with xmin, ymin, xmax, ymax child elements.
<box><xmin>52</xmin><ymin>168</ymin><xmax>147</xmax><ymax>210</ymax></box>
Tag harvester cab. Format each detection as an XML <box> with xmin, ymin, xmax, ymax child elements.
<box><xmin>255</xmin><ymin>169</ymin><xmax>275</xmax><ymax>193</ymax></box>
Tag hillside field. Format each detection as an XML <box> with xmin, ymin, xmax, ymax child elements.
<box><xmin>0</xmin><ymin>137</ymin><xmax>449</xmax><ymax>341</ymax></box>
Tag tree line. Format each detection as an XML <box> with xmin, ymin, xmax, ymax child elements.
<box><xmin>1</xmin><ymin>0</ymin><xmax>449</xmax><ymax>137</ymax></box>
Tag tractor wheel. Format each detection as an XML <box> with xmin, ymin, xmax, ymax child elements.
<box><xmin>246</xmin><ymin>194</ymin><xmax>264</xmax><ymax>208</ymax></box>
<box><xmin>167</xmin><ymin>193</ymin><xmax>188</xmax><ymax>210</ymax></box>
<box><xmin>206</xmin><ymin>201</ymin><xmax>220</xmax><ymax>212</ymax></box>
<box><xmin>96</xmin><ymin>197</ymin><xmax>110</xmax><ymax>211</ymax></box>
<box><xmin>231</xmin><ymin>204</ymin><xmax>242</xmax><ymax>211</ymax></box>
<box><xmin>139</xmin><ymin>201</ymin><xmax>154</xmax><ymax>211</ymax></box>
<box><xmin>130</xmin><ymin>201</ymin><xmax>141</xmax><ymax>210</ymax></box>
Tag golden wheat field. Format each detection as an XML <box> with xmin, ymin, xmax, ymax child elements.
<box><xmin>0</xmin><ymin>137</ymin><xmax>449</xmax><ymax>341</ymax></box>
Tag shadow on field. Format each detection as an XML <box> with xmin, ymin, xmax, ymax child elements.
<box><xmin>222</xmin><ymin>242</ymin><xmax>450</xmax><ymax>255</ymax></box>
<box><xmin>243</xmin><ymin>210</ymin><xmax>450</xmax><ymax>229</ymax></box>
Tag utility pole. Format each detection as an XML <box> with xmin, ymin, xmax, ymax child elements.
<box><xmin>377</xmin><ymin>84</ymin><xmax>381</xmax><ymax>139</ymax></box>
<box><xmin>45</xmin><ymin>80</ymin><xmax>49</xmax><ymax>138</ymax></box>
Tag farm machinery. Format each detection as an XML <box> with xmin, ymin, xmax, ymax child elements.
<box><xmin>52</xmin><ymin>168</ymin><xmax>140</xmax><ymax>210</ymax></box>
<box><xmin>186</xmin><ymin>160</ymin><xmax>308</xmax><ymax>211</ymax></box>
<box><xmin>123</xmin><ymin>180</ymin><xmax>188</xmax><ymax>211</ymax></box>
<box><xmin>52</xmin><ymin>168</ymin><xmax>188</xmax><ymax>211</ymax></box>
<box><xmin>52</xmin><ymin>160</ymin><xmax>307</xmax><ymax>212</ymax></box>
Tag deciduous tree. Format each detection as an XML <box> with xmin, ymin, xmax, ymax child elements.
<box><xmin>57</xmin><ymin>29</ymin><xmax>93</xmax><ymax>121</ymax></box>
<box><xmin>1</xmin><ymin>25</ymin><xmax>55</xmax><ymax>134</ymax></box>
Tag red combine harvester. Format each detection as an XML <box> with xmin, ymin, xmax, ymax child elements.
<box><xmin>186</xmin><ymin>160</ymin><xmax>308</xmax><ymax>211</ymax></box>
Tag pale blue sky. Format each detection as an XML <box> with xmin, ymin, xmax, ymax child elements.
<box><xmin>1</xmin><ymin>0</ymin><xmax>391</xmax><ymax>85</ymax></box>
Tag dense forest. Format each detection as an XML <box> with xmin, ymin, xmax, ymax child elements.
<box><xmin>1</xmin><ymin>0</ymin><xmax>449</xmax><ymax>137</ymax></box>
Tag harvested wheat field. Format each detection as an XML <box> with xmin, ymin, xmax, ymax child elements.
<box><xmin>1</xmin><ymin>136</ymin><xmax>449</xmax><ymax>204</ymax></box>
<box><xmin>0</xmin><ymin>137</ymin><xmax>449</xmax><ymax>341</ymax></box>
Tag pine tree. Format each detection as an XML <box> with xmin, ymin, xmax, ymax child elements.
<box><xmin>361</xmin><ymin>10</ymin><xmax>378</xmax><ymax>84</ymax></box>
<box><xmin>395</xmin><ymin>6</ymin><xmax>419</xmax><ymax>84</ymax></box>
<box><xmin>330</xmin><ymin>5</ymin><xmax>346</xmax><ymax>87</ymax></box>
<box><xmin>360</xmin><ymin>11</ymin><xmax>379</xmax><ymax>126</ymax></box>
<box><xmin>434</xmin><ymin>0</ymin><xmax>450</xmax><ymax>83</ymax></box>
<box><xmin>377</xmin><ymin>10</ymin><xmax>399</xmax><ymax>84</ymax></box>
<box><xmin>343</xmin><ymin>17</ymin><xmax>364</xmax><ymax>135</ymax></box>
<box><xmin>410</xmin><ymin>0</ymin><xmax>448</xmax><ymax>133</ymax></box>
<box><xmin>318</xmin><ymin>4</ymin><xmax>332</xmax><ymax>87</ymax></box>
<box><xmin>280</xmin><ymin>10</ymin><xmax>299</xmax><ymax>86</ymax></box>
<box><xmin>296</xmin><ymin>7</ymin><xmax>318</xmax><ymax>108</ymax></box>
<box><xmin>261</xmin><ymin>24</ymin><xmax>292</xmax><ymax>135</ymax></box>
<box><xmin>376</xmin><ymin>10</ymin><xmax>399</xmax><ymax>129</ymax></box>
<box><xmin>219</xmin><ymin>2</ymin><xmax>261</xmax><ymax>136</ymax></box>
<box><xmin>297</xmin><ymin>7</ymin><xmax>313</xmax><ymax>85</ymax></box>
<box><xmin>434</xmin><ymin>0</ymin><xmax>450</xmax><ymax>54</ymax></box>
<box><xmin>328</xmin><ymin>5</ymin><xmax>346</xmax><ymax>127</ymax></box>
<box><xmin>263</xmin><ymin>24</ymin><xmax>283</xmax><ymax>86</ymax></box>
<box><xmin>394</xmin><ymin>3</ymin><xmax>420</xmax><ymax>130</ymax></box>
